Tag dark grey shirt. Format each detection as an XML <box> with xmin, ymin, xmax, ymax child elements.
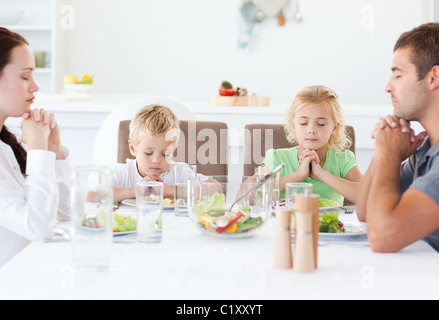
<box><xmin>400</xmin><ymin>137</ymin><xmax>439</xmax><ymax>252</ymax></box>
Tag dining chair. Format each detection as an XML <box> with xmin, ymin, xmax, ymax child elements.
<box><xmin>117</xmin><ymin>120</ymin><xmax>229</xmax><ymax>177</ymax></box>
<box><xmin>93</xmin><ymin>97</ymin><xmax>196</xmax><ymax>167</ymax></box>
<box><xmin>243</xmin><ymin>123</ymin><xmax>356</xmax><ymax>205</ymax></box>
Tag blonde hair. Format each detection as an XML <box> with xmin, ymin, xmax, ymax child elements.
<box><xmin>129</xmin><ymin>104</ymin><xmax>180</xmax><ymax>146</ymax></box>
<box><xmin>284</xmin><ymin>85</ymin><xmax>351</xmax><ymax>152</ymax></box>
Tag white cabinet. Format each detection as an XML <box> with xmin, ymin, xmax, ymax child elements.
<box><xmin>0</xmin><ymin>0</ymin><xmax>55</xmax><ymax>93</ymax></box>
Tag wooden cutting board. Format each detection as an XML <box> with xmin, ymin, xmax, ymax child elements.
<box><xmin>210</xmin><ymin>96</ymin><xmax>270</xmax><ymax>107</ymax></box>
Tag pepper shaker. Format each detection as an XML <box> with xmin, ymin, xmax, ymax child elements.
<box><xmin>273</xmin><ymin>208</ymin><xmax>293</xmax><ymax>269</ymax></box>
<box><xmin>293</xmin><ymin>194</ymin><xmax>319</xmax><ymax>273</ymax></box>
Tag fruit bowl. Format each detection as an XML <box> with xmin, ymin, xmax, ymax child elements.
<box><xmin>64</xmin><ymin>84</ymin><xmax>94</xmax><ymax>93</ymax></box>
<box><xmin>188</xmin><ymin>177</ymin><xmax>273</xmax><ymax>238</ymax></box>
<box><xmin>63</xmin><ymin>74</ymin><xmax>94</xmax><ymax>93</ymax></box>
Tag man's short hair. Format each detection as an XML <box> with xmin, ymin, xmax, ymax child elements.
<box><xmin>395</xmin><ymin>22</ymin><xmax>439</xmax><ymax>80</ymax></box>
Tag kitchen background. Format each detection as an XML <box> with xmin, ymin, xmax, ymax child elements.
<box><xmin>1</xmin><ymin>0</ymin><xmax>438</xmax><ymax>177</ymax></box>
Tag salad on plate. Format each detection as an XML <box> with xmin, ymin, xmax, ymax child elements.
<box><xmin>319</xmin><ymin>212</ymin><xmax>345</xmax><ymax>233</ymax></box>
<box><xmin>121</xmin><ymin>197</ymin><xmax>174</xmax><ymax>207</ymax></box>
<box><xmin>319</xmin><ymin>198</ymin><xmax>340</xmax><ymax>208</ymax></box>
<box><xmin>279</xmin><ymin>197</ymin><xmax>340</xmax><ymax>209</ymax></box>
<box><xmin>80</xmin><ymin>211</ymin><xmax>137</xmax><ymax>234</ymax></box>
<box><xmin>112</xmin><ymin>212</ymin><xmax>137</xmax><ymax>233</ymax></box>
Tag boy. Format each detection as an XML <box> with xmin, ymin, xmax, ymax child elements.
<box><xmin>113</xmin><ymin>104</ymin><xmax>210</xmax><ymax>203</ymax></box>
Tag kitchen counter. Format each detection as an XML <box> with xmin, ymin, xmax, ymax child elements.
<box><xmin>32</xmin><ymin>93</ymin><xmax>393</xmax><ymax>116</ymax></box>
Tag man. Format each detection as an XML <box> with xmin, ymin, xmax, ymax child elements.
<box><xmin>356</xmin><ymin>23</ymin><xmax>439</xmax><ymax>252</ymax></box>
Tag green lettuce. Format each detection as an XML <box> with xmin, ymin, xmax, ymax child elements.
<box><xmin>319</xmin><ymin>198</ymin><xmax>339</xmax><ymax>208</ymax></box>
<box><xmin>113</xmin><ymin>213</ymin><xmax>137</xmax><ymax>232</ymax></box>
<box><xmin>195</xmin><ymin>192</ymin><xmax>226</xmax><ymax>217</ymax></box>
<box><xmin>319</xmin><ymin>212</ymin><xmax>345</xmax><ymax>233</ymax></box>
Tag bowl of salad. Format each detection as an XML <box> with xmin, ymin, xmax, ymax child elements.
<box><xmin>187</xmin><ymin>177</ymin><xmax>273</xmax><ymax>238</ymax></box>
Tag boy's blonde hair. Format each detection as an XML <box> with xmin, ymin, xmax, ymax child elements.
<box><xmin>129</xmin><ymin>104</ymin><xmax>180</xmax><ymax>146</ymax></box>
<box><xmin>284</xmin><ymin>85</ymin><xmax>351</xmax><ymax>152</ymax></box>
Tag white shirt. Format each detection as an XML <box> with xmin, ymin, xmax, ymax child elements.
<box><xmin>0</xmin><ymin>142</ymin><xmax>70</xmax><ymax>267</ymax></box>
<box><xmin>112</xmin><ymin>159</ymin><xmax>208</xmax><ymax>188</ymax></box>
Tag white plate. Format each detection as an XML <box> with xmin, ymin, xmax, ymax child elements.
<box><xmin>291</xmin><ymin>222</ymin><xmax>367</xmax><ymax>241</ymax></box>
<box><xmin>121</xmin><ymin>198</ymin><xmax>175</xmax><ymax>210</ymax></box>
<box><xmin>318</xmin><ymin>222</ymin><xmax>367</xmax><ymax>241</ymax></box>
<box><xmin>121</xmin><ymin>199</ymin><xmax>136</xmax><ymax>207</ymax></box>
<box><xmin>319</xmin><ymin>205</ymin><xmax>340</xmax><ymax>212</ymax></box>
<box><xmin>319</xmin><ymin>200</ymin><xmax>340</xmax><ymax>212</ymax></box>
<box><xmin>278</xmin><ymin>198</ymin><xmax>340</xmax><ymax>212</ymax></box>
<box><xmin>113</xmin><ymin>230</ymin><xmax>136</xmax><ymax>236</ymax></box>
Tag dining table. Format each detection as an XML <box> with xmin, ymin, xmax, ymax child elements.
<box><xmin>0</xmin><ymin>205</ymin><xmax>438</xmax><ymax>301</ymax></box>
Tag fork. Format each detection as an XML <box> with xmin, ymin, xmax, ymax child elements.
<box><xmin>344</xmin><ymin>205</ymin><xmax>355</xmax><ymax>214</ymax></box>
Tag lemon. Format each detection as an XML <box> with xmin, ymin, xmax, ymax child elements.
<box><xmin>63</xmin><ymin>74</ymin><xmax>78</xmax><ymax>84</ymax></box>
<box><xmin>79</xmin><ymin>74</ymin><xmax>93</xmax><ymax>84</ymax></box>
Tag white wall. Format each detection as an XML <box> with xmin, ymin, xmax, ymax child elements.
<box><xmin>433</xmin><ymin>0</ymin><xmax>439</xmax><ymax>20</ymax></box>
<box><xmin>55</xmin><ymin>0</ymin><xmax>432</xmax><ymax>104</ymax></box>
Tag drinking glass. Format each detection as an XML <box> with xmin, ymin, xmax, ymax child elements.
<box><xmin>285</xmin><ymin>183</ymin><xmax>313</xmax><ymax>210</ymax></box>
<box><xmin>256</xmin><ymin>166</ymin><xmax>281</xmax><ymax>207</ymax></box>
<box><xmin>174</xmin><ymin>164</ymin><xmax>197</xmax><ymax>216</ymax></box>
<box><xmin>70</xmin><ymin>166</ymin><xmax>113</xmax><ymax>271</ymax></box>
<box><xmin>136</xmin><ymin>181</ymin><xmax>163</xmax><ymax>243</ymax></box>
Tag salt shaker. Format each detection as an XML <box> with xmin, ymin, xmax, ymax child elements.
<box><xmin>273</xmin><ymin>208</ymin><xmax>293</xmax><ymax>269</ymax></box>
<box><xmin>293</xmin><ymin>194</ymin><xmax>319</xmax><ymax>273</ymax></box>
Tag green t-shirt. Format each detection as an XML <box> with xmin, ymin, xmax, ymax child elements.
<box><xmin>263</xmin><ymin>147</ymin><xmax>358</xmax><ymax>205</ymax></box>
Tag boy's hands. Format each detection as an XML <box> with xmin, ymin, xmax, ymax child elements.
<box><xmin>141</xmin><ymin>175</ymin><xmax>162</xmax><ymax>183</ymax></box>
<box><xmin>140</xmin><ymin>175</ymin><xmax>174</xmax><ymax>198</ymax></box>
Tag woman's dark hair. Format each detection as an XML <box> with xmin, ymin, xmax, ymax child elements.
<box><xmin>0</xmin><ymin>27</ymin><xmax>29</xmax><ymax>175</ymax></box>
<box><xmin>394</xmin><ymin>22</ymin><xmax>439</xmax><ymax>80</ymax></box>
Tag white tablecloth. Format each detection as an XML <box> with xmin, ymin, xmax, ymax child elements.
<box><xmin>0</xmin><ymin>207</ymin><xmax>438</xmax><ymax>300</ymax></box>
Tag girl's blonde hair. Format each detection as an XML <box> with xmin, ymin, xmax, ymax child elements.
<box><xmin>129</xmin><ymin>104</ymin><xmax>180</xmax><ymax>146</ymax></box>
<box><xmin>284</xmin><ymin>85</ymin><xmax>351</xmax><ymax>152</ymax></box>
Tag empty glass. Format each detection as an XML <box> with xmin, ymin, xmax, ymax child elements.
<box><xmin>136</xmin><ymin>181</ymin><xmax>163</xmax><ymax>243</ymax></box>
<box><xmin>256</xmin><ymin>165</ymin><xmax>281</xmax><ymax>208</ymax></box>
<box><xmin>285</xmin><ymin>183</ymin><xmax>313</xmax><ymax>210</ymax></box>
<box><xmin>174</xmin><ymin>164</ymin><xmax>197</xmax><ymax>217</ymax></box>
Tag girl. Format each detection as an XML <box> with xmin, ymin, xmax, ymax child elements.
<box><xmin>263</xmin><ymin>85</ymin><xmax>362</xmax><ymax>205</ymax></box>
<box><xmin>0</xmin><ymin>28</ymin><xmax>69</xmax><ymax>266</ymax></box>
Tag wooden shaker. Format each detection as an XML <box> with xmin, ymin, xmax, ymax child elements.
<box><xmin>293</xmin><ymin>194</ymin><xmax>319</xmax><ymax>273</ymax></box>
<box><xmin>273</xmin><ymin>208</ymin><xmax>293</xmax><ymax>269</ymax></box>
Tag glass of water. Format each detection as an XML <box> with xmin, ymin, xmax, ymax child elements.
<box><xmin>136</xmin><ymin>181</ymin><xmax>163</xmax><ymax>243</ymax></box>
<box><xmin>70</xmin><ymin>165</ymin><xmax>113</xmax><ymax>271</ymax></box>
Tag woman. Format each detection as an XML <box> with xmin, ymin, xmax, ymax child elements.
<box><xmin>0</xmin><ymin>27</ymin><xmax>69</xmax><ymax>267</ymax></box>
